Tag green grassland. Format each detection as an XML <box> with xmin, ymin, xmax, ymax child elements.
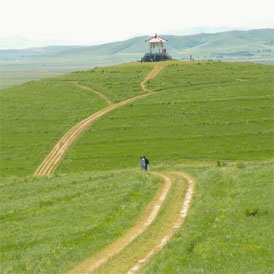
<box><xmin>94</xmin><ymin>171</ymin><xmax>188</xmax><ymax>274</ymax></box>
<box><xmin>58</xmin><ymin>62</ymin><xmax>273</xmax><ymax>174</ymax></box>
<box><xmin>0</xmin><ymin>63</ymin><xmax>152</xmax><ymax>178</ymax></box>
<box><xmin>0</xmin><ymin>79</ymin><xmax>108</xmax><ymax>178</ymax></box>
<box><xmin>59</xmin><ymin>63</ymin><xmax>153</xmax><ymax>102</ymax></box>
<box><xmin>92</xmin><ymin>161</ymin><xmax>273</xmax><ymax>273</ymax></box>
<box><xmin>0</xmin><ymin>60</ymin><xmax>273</xmax><ymax>273</ymax></box>
<box><xmin>141</xmin><ymin>161</ymin><xmax>273</xmax><ymax>273</ymax></box>
<box><xmin>0</xmin><ymin>170</ymin><xmax>160</xmax><ymax>273</ymax></box>
<box><xmin>0</xmin><ymin>65</ymin><xmax>90</xmax><ymax>90</ymax></box>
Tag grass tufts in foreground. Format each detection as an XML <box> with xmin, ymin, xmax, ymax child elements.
<box><xmin>94</xmin><ymin>172</ymin><xmax>188</xmax><ymax>274</ymax></box>
<box><xmin>141</xmin><ymin>161</ymin><xmax>273</xmax><ymax>273</ymax></box>
<box><xmin>0</xmin><ymin>170</ymin><xmax>160</xmax><ymax>273</ymax></box>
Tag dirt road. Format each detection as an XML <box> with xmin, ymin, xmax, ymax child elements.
<box><xmin>33</xmin><ymin>64</ymin><xmax>165</xmax><ymax>176</ymax></box>
<box><xmin>68</xmin><ymin>172</ymin><xmax>173</xmax><ymax>274</ymax></box>
<box><xmin>33</xmin><ymin>62</ymin><xmax>195</xmax><ymax>273</ymax></box>
<box><xmin>127</xmin><ymin>172</ymin><xmax>194</xmax><ymax>274</ymax></box>
<box><xmin>67</xmin><ymin>171</ymin><xmax>194</xmax><ymax>274</ymax></box>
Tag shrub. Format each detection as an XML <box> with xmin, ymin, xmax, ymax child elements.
<box><xmin>236</xmin><ymin>162</ymin><xmax>246</xmax><ymax>169</ymax></box>
<box><xmin>216</xmin><ymin>161</ymin><xmax>227</xmax><ymax>167</ymax></box>
<box><xmin>245</xmin><ymin>208</ymin><xmax>259</xmax><ymax>217</ymax></box>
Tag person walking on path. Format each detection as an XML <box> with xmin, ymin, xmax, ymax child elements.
<box><xmin>140</xmin><ymin>156</ymin><xmax>149</xmax><ymax>171</ymax></box>
<box><xmin>140</xmin><ymin>156</ymin><xmax>146</xmax><ymax>171</ymax></box>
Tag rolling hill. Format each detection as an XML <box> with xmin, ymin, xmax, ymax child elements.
<box><xmin>0</xmin><ymin>60</ymin><xmax>273</xmax><ymax>273</ymax></box>
<box><xmin>1</xmin><ymin>29</ymin><xmax>274</xmax><ymax>64</ymax></box>
<box><xmin>0</xmin><ymin>29</ymin><xmax>273</xmax><ymax>90</ymax></box>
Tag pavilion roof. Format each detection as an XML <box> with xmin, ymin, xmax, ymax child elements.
<box><xmin>146</xmin><ymin>34</ymin><xmax>167</xmax><ymax>43</ymax></box>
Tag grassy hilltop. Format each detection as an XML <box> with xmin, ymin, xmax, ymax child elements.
<box><xmin>0</xmin><ymin>60</ymin><xmax>273</xmax><ymax>273</ymax></box>
<box><xmin>58</xmin><ymin>61</ymin><xmax>273</xmax><ymax>173</ymax></box>
<box><xmin>0</xmin><ymin>64</ymin><xmax>151</xmax><ymax>177</ymax></box>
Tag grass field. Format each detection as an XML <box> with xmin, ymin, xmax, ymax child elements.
<box><xmin>0</xmin><ymin>170</ymin><xmax>160</xmax><ymax>273</ymax></box>
<box><xmin>58</xmin><ymin>62</ymin><xmax>273</xmax><ymax>174</ymax></box>
<box><xmin>0</xmin><ymin>63</ymin><xmax>153</xmax><ymax>178</ymax></box>
<box><xmin>141</xmin><ymin>161</ymin><xmax>273</xmax><ymax>273</ymax></box>
<box><xmin>59</xmin><ymin>63</ymin><xmax>153</xmax><ymax>102</ymax></box>
<box><xmin>0</xmin><ymin>65</ymin><xmax>95</xmax><ymax>90</ymax></box>
<box><xmin>0</xmin><ymin>60</ymin><xmax>273</xmax><ymax>273</ymax></box>
<box><xmin>0</xmin><ymin>79</ymin><xmax>108</xmax><ymax>178</ymax></box>
<box><xmin>93</xmin><ymin>172</ymin><xmax>188</xmax><ymax>273</ymax></box>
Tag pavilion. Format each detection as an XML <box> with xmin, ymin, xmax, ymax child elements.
<box><xmin>141</xmin><ymin>34</ymin><xmax>172</xmax><ymax>62</ymax></box>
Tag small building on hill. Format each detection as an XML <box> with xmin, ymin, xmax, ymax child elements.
<box><xmin>141</xmin><ymin>34</ymin><xmax>172</xmax><ymax>62</ymax></box>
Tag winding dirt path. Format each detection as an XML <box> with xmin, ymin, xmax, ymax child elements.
<box><xmin>33</xmin><ymin>64</ymin><xmax>165</xmax><ymax>177</ymax></box>
<box><xmin>74</xmin><ymin>82</ymin><xmax>113</xmax><ymax>105</ymax></box>
<box><xmin>140</xmin><ymin>63</ymin><xmax>166</xmax><ymax>93</ymax></box>
<box><xmin>127</xmin><ymin>172</ymin><xmax>194</xmax><ymax>274</ymax></box>
<box><xmin>68</xmin><ymin>172</ymin><xmax>195</xmax><ymax>274</ymax></box>
<box><xmin>33</xmin><ymin>61</ymin><xmax>195</xmax><ymax>273</ymax></box>
<box><xmin>68</xmin><ymin>172</ymin><xmax>173</xmax><ymax>274</ymax></box>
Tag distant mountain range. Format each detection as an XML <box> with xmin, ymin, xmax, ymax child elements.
<box><xmin>1</xmin><ymin>29</ymin><xmax>273</xmax><ymax>66</ymax></box>
<box><xmin>1</xmin><ymin>29</ymin><xmax>273</xmax><ymax>90</ymax></box>
<box><xmin>0</xmin><ymin>36</ymin><xmax>81</xmax><ymax>50</ymax></box>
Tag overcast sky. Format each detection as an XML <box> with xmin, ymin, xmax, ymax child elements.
<box><xmin>1</xmin><ymin>0</ymin><xmax>274</xmax><ymax>47</ymax></box>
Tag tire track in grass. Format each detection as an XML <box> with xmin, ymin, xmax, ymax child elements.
<box><xmin>32</xmin><ymin>62</ymin><xmax>195</xmax><ymax>273</ymax></box>
<box><xmin>140</xmin><ymin>63</ymin><xmax>166</xmax><ymax>93</ymax></box>
<box><xmin>67</xmin><ymin>172</ymin><xmax>195</xmax><ymax>274</ymax></box>
<box><xmin>33</xmin><ymin>63</ymin><xmax>166</xmax><ymax>177</ymax></box>
<box><xmin>127</xmin><ymin>172</ymin><xmax>194</xmax><ymax>274</ymax></box>
<box><xmin>74</xmin><ymin>82</ymin><xmax>113</xmax><ymax>105</ymax></box>
<box><xmin>67</xmin><ymin>172</ymin><xmax>172</xmax><ymax>274</ymax></box>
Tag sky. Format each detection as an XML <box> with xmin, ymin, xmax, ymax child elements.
<box><xmin>1</xmin><ymin>0</ymin><xmax>274</xmax><ymax>48</ymax></box>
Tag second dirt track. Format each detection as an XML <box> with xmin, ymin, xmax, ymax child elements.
<box><xmin>33</xmin><ymin>62</ymin><xmax>195</xmax><ymax>273</ymax></box>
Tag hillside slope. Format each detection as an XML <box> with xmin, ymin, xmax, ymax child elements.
<box><xmin>1</xmin><ymin>61</ymin><xmax>273</xmax><ymax>178</ymax></box>
<box><xmin>1</xmin><ymin>170</ymin><xmax>160</xmax><ymax>273</ymax></box>
<box><xmin>58</xmin><ymin>61</ymin><xmax>273</xmax><ymax>174</ymax></box>
<box><xmin>141</xmin><ymin>161</ymin><xmax>273</xmax><ymax>274</ymax></box>
<box><xmin>0</xmin><ymin>63</ymin><xmax>152</xmax><ymax>178</ymax></box>
<box><xmin>1</xmin><ymin>60</ymin><xmax>273</xmax><ymax>273</ymax></box>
